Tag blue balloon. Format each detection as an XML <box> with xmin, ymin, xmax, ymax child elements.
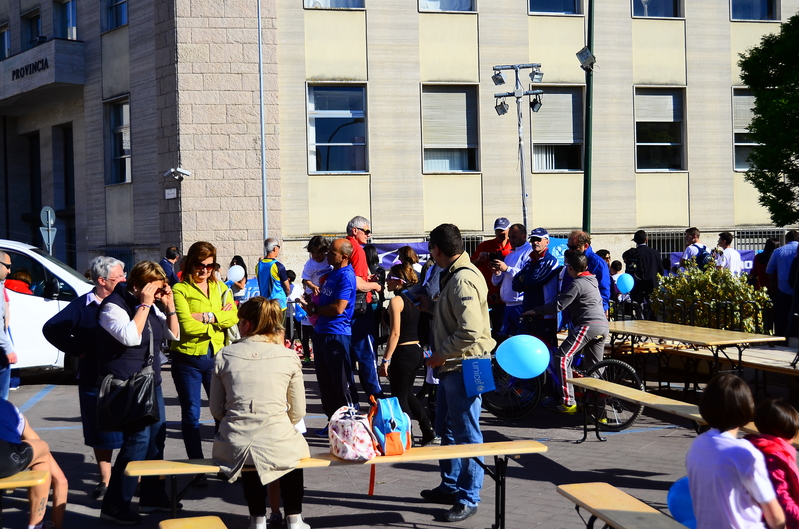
<box><xmin>616</xmin><ymin>273</ymin><xmax>635</xmax><ymax>294</ymax></box>
<box><xmin>495</xmin><ymin>335</ymin><xmax>549</xmax><ymax>379</ymax></box>
<box><xmin>667</xmin><ymin>477</ymin><xmax>696</xmax><ymax>527</ymax></box>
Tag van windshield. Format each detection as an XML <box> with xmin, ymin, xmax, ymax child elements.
<box><xmin>31</xmin><ymin>249</ymin><xmax>92</xmax><ymax>285</ymax></box>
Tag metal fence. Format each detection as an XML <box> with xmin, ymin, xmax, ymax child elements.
<box><xmin>645</xmin><ymin>228</ymin><xmax>788</xmax><ymax>261</ymax></box>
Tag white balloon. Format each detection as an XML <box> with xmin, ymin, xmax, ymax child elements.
<box><xmin>227</xmin><ymin>265</ymin><xmax>245</xmax><ymax>283</ymax></box>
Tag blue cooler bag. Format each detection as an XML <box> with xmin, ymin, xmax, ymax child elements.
<box><xmin>368</xmin><ymin>396</ymin><xmax>412</xmax><ymax>455</ymax></box>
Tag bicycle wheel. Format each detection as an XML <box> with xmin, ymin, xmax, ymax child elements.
<box><xmin>481</xmin><ymin>360</ymin><xmax>543</xmax><ymax>420</ymax></box>
<box><xmin>582</xmin><ymin>359</ymin><xmax>644</xmax><ymax>431</ymax></box>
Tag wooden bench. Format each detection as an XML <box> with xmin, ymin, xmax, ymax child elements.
<box><xmin>557</xmin><ymin>482</ymin><xmax>686</xmax><ymax>529</ymax></box>
<box><xmin>568</xmin><ymin>376</ymin><xmax>799</xmax><ymax>447</ymax></box>
<box><xmin>160</xmin><ymin>516</ymin><xmax>227</xmax><ymax>529</ymax></box>
<box><xmin>127</xmin><ymin>439</ymin><xmax>547</xmax><ymax>529</ymax></box>
<box><xmin>0</xmin><ymin>470</ymin><xmax>50</xmax><ymax>527</ymax></box>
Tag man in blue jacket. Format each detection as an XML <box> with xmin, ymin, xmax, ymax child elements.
<box><xmin>512</xmin><ymin>228</ymin><xmax>560</xmax><ymax>349</ymax></box>
<box><xmin>565</xmin><ymin>230</ymin><xmax>611</xmax><ymax>317</ymax></box>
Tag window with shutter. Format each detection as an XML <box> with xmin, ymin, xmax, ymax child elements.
<box><xmin>531</xmin><ymin>87</ymin><xmax>583</xmax><ymax>172</ymax></box>
<box><xmin>634</xmin><ymin>88</ymin><xmax>684</xmax><ymax>171</ymax></box>
<box><xmin>421</xmin><ymin>85</ymin><xmax>479</xmax><ymax>173</ymax></box>
<box><xmin>733</xmin><ymin>88</ymin><xmax>757</xmax><ymax>172</ymax></box>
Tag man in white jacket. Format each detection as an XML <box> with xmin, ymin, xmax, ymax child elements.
<box><xmin>490</xmin><ymin>223</ymin><xmax>531</xmax><ymax>339</ymax></box>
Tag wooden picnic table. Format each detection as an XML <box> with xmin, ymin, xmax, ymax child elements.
<box><xmin>608</xmin><ymin>320</ymin><xmax>782</xmax><ymax>377</ymax></box>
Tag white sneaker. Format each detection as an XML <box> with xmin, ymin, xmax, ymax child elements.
<box><xmin>287</xmin><ymin>514</ymin><xmax>310</xmax><ymax>529</ymax></box>
<box><xmin>250</xmin><ymin>516</ymin><xmax>267</xmax><ymax>529</ymax></box>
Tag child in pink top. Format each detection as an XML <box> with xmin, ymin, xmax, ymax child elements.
<box><xmin>747</xmin><ymin>398</ymin><xmax>799</xmax><ymax>529</ymax></box>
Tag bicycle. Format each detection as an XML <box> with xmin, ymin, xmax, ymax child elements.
<box><xmin>482</xmin><ymin>337</ymin><xmax>645</xmax><ymax>432</ymax></box>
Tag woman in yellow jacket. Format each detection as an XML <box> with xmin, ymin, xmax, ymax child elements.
<box><xmin>171</xmin><ymin>241</ymin><xmax>238</xmax><ymax>460</ymax></box>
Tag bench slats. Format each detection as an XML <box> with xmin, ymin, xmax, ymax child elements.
<box><xmin>126</xmin><ymin>440</ymin><xmax>548</xmax><ymax>477</ymax></box>
<box><xmin>568</xmin><ymin>377</ymin><xmax>704</xmax><ymax>423</ymax></box>
<box><xmin>0</xmin><ymin>470</ymin><xmax>49</xmax><ymax>489</ymax></box>
<box><xmin>557</xmin><ymin>483</ymin><xmax>686</xmax><ymax>529</ymax></box>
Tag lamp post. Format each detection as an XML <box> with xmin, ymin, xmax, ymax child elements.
<box><xmin>257</xmin><ymin>0</ymin><xmax>268</xmax><ymax>240</ymax></box>
<box><xmin>576</xmin><ymin>1</ymin><xmax>597</xmax><ymax>233</ymax></box>
<box><xmin>492</xmin><ymin>63</ymin><xmax>544</xmax><ymax>229</ymax></box>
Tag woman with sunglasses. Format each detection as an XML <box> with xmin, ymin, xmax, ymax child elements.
<box><xmin>379</xmin><ymin>263</ymin><xmax>436</xmax><ymax>446</ymax></box>
<box><xmin>171</xmin><ymin>241</ymin><xmax>238</xmax><ymax>461</ymax></box>
<box><xmin>96</xmin><ymin>261</ymin><xmax>179</xmax><ymax>524</ymax></box>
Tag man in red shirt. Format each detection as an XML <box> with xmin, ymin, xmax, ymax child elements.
<box><xmin>345</xmin><ymin>216</ymin><xmax>384</xmax><ymax>401</ymax></box>
<box><xmin>471</xmin><ymin>217</ymin><xmax>512</xmax><ymax>339</ymax></box>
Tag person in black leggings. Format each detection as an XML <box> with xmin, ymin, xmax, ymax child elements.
<box><xmin>379</xmin><ymin>263</ymin><xmax>436</xmax><ymax>446</ymax></box>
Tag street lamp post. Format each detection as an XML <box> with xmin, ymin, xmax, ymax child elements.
<box><xmin>493</xmin><ymin>63</ymin><xmax>544</xmax><ymax>230</ymax></box>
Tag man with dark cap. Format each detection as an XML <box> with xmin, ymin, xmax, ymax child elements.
<box><xmin>622</xmin><ymin>230</ymin><xmax>664</xmax><ymax>314</ymax></box>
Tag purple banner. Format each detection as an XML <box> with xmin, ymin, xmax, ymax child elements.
<box><xmin>668</xmin><ymin>249</ymin><xmax>756</xmax><ymax>271</ymax></box>
<box><xmin>369</xmin><ymin>238</ymin><xmax>570</xmax><ymax>269</ymax></box>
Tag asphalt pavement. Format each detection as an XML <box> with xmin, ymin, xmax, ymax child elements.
<box><xmin>3</xmin><ymin>360</ymin><xmax>735</xmax><ymax>529</ymax></box>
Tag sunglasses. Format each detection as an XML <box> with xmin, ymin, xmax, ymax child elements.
<box><xmin>358</xmin><ymin>227</ymin><xmax>372</xmax><ymax>236</ymax></box>
<box><xmin>195</xmin><ymin>262</ymin><xmax>216</xmax><ymax>271</ymax></box>
<box><xmin>156</xmin><ymin>287</ymin><xmax>168</xmax><ymax>296</ymax></box>
<box><xmin>567</xmin><ymin>244</ymin><xmax>580</xmax><ymax>250</ymax></box>
<box><xmin>0</xmin><ymin>262</ymin><xmax>10</xmax><ymax>270</ymax></box>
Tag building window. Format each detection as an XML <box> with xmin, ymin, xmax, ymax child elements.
<box><xmin>532</xmin><ymin>87</ymin><xmax>583</xmax><ymax>172</ymax></box>
<box><xmin>634</xmin><ymin>88</ymin><xmax>684</xmax><ymax>171</ymax></box>
<box><xmin>56</xmin><ymin>0</ymin><xmax>77</xmax><ymax>40</ymax></box>
<box><xmin>421</xmin><ymin>85</ymin><xmax>478</xmax><ymax>173</ymax></box>
<box><xmin>530</xmin><ymin>0</ymin><xmax>581</xmax><ymax>14</ymax></box>
<box><xmin>308</xmin><ymin>86</ymin><xmax>367</xmax><ymax>173</ymax></box>
<box><xmin>733</xmin><ymin>89</ymin><xmax>757</xmax><ymax>172</ymax></box>
<box><xmin>108</xmin><ymin>0</ymin><xmax>127</xmax><ymax>29</ymax></box>
<box><xmin>304</xmin><ymin>0</ymin><xmax>365</xmax><ymax>8</ymax></box>
<box><xmin>731</xmin><ymin>0</ymin><xmax>777</xmax><ymax>20</ymax></box>
<box><xmin>0</xmin><ymin>28</ymin><xmax>10</xmax><ymax>60</ymax></box>
<box><xmin>633</xmin><ymin>0</ymin><xmax>681</xmax><ymax>17</ymax></box>
<box><xmin>108</xmin><ymin>101</ymin><xmax>131</xmax><ymax>185</ymax></box>
<box><xmin>23</xmin><ymin>11</ymin><xmax>42</xmax><ymax>49</ymax></box>
<box><xmin>419</xmin><ymin>0</ymin><xmax>475</xmax><ymax>11</ymax></box>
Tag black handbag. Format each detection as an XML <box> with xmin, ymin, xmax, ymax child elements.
<box><xmin>97</xmin><ymin>321</ymin><xmax>160</xmax><ymax>432</ymax></box>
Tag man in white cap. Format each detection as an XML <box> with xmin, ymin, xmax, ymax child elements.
<box><xmin>471</xmin><ymin>217</ymin><xmax>512</xmax><ymax>338</ymax></box>
<box><xmin>512</xmin><ymin>228</ymin><xmax>560</xmax><ymax>349</ymax></box>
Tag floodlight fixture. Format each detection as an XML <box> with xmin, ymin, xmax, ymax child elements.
<box><xmin>576</xmin><ymin>46</ymin><xmax>597</xmax><ymax>71</ymax></box>
<box><xmin>492</xmin><ymin>71</ymin><xmax>506</xmax><ymax>86</ymax></box>
<box><xmin>529</xmin><ymin>68</ymin><xmax>544</xmax><ymax>83</ymax></box>
<box><xmin>530</xmin><ymin>94</ymin><xmax>542</xmax><ymax>113</ymax></box>
<box><xmin>495</xmin><ymin>99</ymin><xmax>509</xmax><ymax>116</ymax></box>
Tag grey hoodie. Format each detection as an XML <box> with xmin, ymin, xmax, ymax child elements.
<box><xmin>533</xmin><ymin>274</ymin><xmax>606</xmax><ymax>326</ymax></box>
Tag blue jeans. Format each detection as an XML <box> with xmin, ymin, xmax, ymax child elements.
<box><xmin>0</xmin><ymin>357</ymin><xmax>10</xmax><ymax>400</ymax></box>
<box><xmin>434</xmin><ymin>371</ymin><xmax>484</xmax><ymax>507</ymax></box>
<box><xmin>351</xmin><ymin>306</ymin><xmax>383</xmax><ymax>398</ymax></box>
<box><xmin>102</xmin><ymin>386</ymin><xmax>167</xmax><ymax>514</ymax></box>
<box><xmin>171</xmin><ymin>350</ymin><xmax>215</xmax><ymax>459</ymax></box>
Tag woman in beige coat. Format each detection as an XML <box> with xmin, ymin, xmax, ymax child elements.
<box><xmin>211</xmin><ymin>297</ymin><xmax>311</xmax><ymax>529</ymax></box>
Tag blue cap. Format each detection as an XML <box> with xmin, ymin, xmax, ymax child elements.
<box><xmin>493</xmin><ymin>217</ymin><xmax>511</xmax><ymax>230</ymax></box>
<box><xmin>529</xmin><ymin>227</ymin><xmax>549</xmax><ymax>240</ymax></box>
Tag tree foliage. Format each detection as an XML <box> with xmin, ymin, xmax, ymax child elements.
<box><xmin>739</xmin><ymin>14</ymin><xmax>799</xmax><ymax>226</ymax></box>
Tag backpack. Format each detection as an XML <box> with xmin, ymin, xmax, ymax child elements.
<box><xmin>624</xmin><ymin>247</ymin><xmax>642</xmax><ymax>280</ymax></box>
<box><xmin>329</xmin><ymin>405</ymin><xmax>378</xmax><ymax>461</ymax></box>
<box><xmin>692</xmin><ymin>244</ymin><xmax>714</xmax><ymax>270</ymax></box>
<box><xmin>368</xmin><ymin>396</ymin><xmax>411</xmax><ymax>456</ymax></box>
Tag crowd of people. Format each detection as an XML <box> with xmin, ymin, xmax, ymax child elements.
<box><xmin>0</xmin><ymin>217</ymin><xmax>796</xmax><ymax>528</ymax></box>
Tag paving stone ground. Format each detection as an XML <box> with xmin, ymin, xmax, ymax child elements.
<box><xmin>3</xmin><ymin>361</ymin><xmax>787</xmax><ymax>529</ymax></box>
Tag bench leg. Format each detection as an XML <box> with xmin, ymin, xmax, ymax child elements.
<box><xmin>577</xmin><ymin>390</ymin><xmax>605</xmax><ymax>444</ymax></box>
<box><xmin>167</xmin><ymin>474</ymin><xmax>205</xmax><ymax>518</ymax></box>
<box><xmin>473</xmin><ymin>455</ymin><xmax>508</xmax><ymax>529</ymax></box>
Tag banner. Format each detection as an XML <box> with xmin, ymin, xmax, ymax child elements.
<box><xmin>668</xmin><ymin>249</ymin><xmax>756</xmax><ymax>273</ymax></box>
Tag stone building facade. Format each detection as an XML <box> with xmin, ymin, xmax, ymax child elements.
<box><xmin>0</xmin><ymin>0</ymin><xmax>794</xmax><ymax>276</ymax></box>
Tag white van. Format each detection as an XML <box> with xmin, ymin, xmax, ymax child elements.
<box><xmin>0</xmin><ymin>239</ymin><xmax>93</xmax><ymax>371</ymax></box>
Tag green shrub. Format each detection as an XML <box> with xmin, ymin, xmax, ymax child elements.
<box><xmin>649</xmin><ymin>262</ymin><xmax>772</xmax><ymax>333</ymax></box>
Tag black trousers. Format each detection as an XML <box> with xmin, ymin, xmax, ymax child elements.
<box><xmin>241</xmin><ymin>468</ymin><xmax>304</xmax><ymax>517</ymax></box>
<box><xmin>388</xmin><ymin>343</ymin><xmax>428</xmax><ymax>423</ymax></box>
